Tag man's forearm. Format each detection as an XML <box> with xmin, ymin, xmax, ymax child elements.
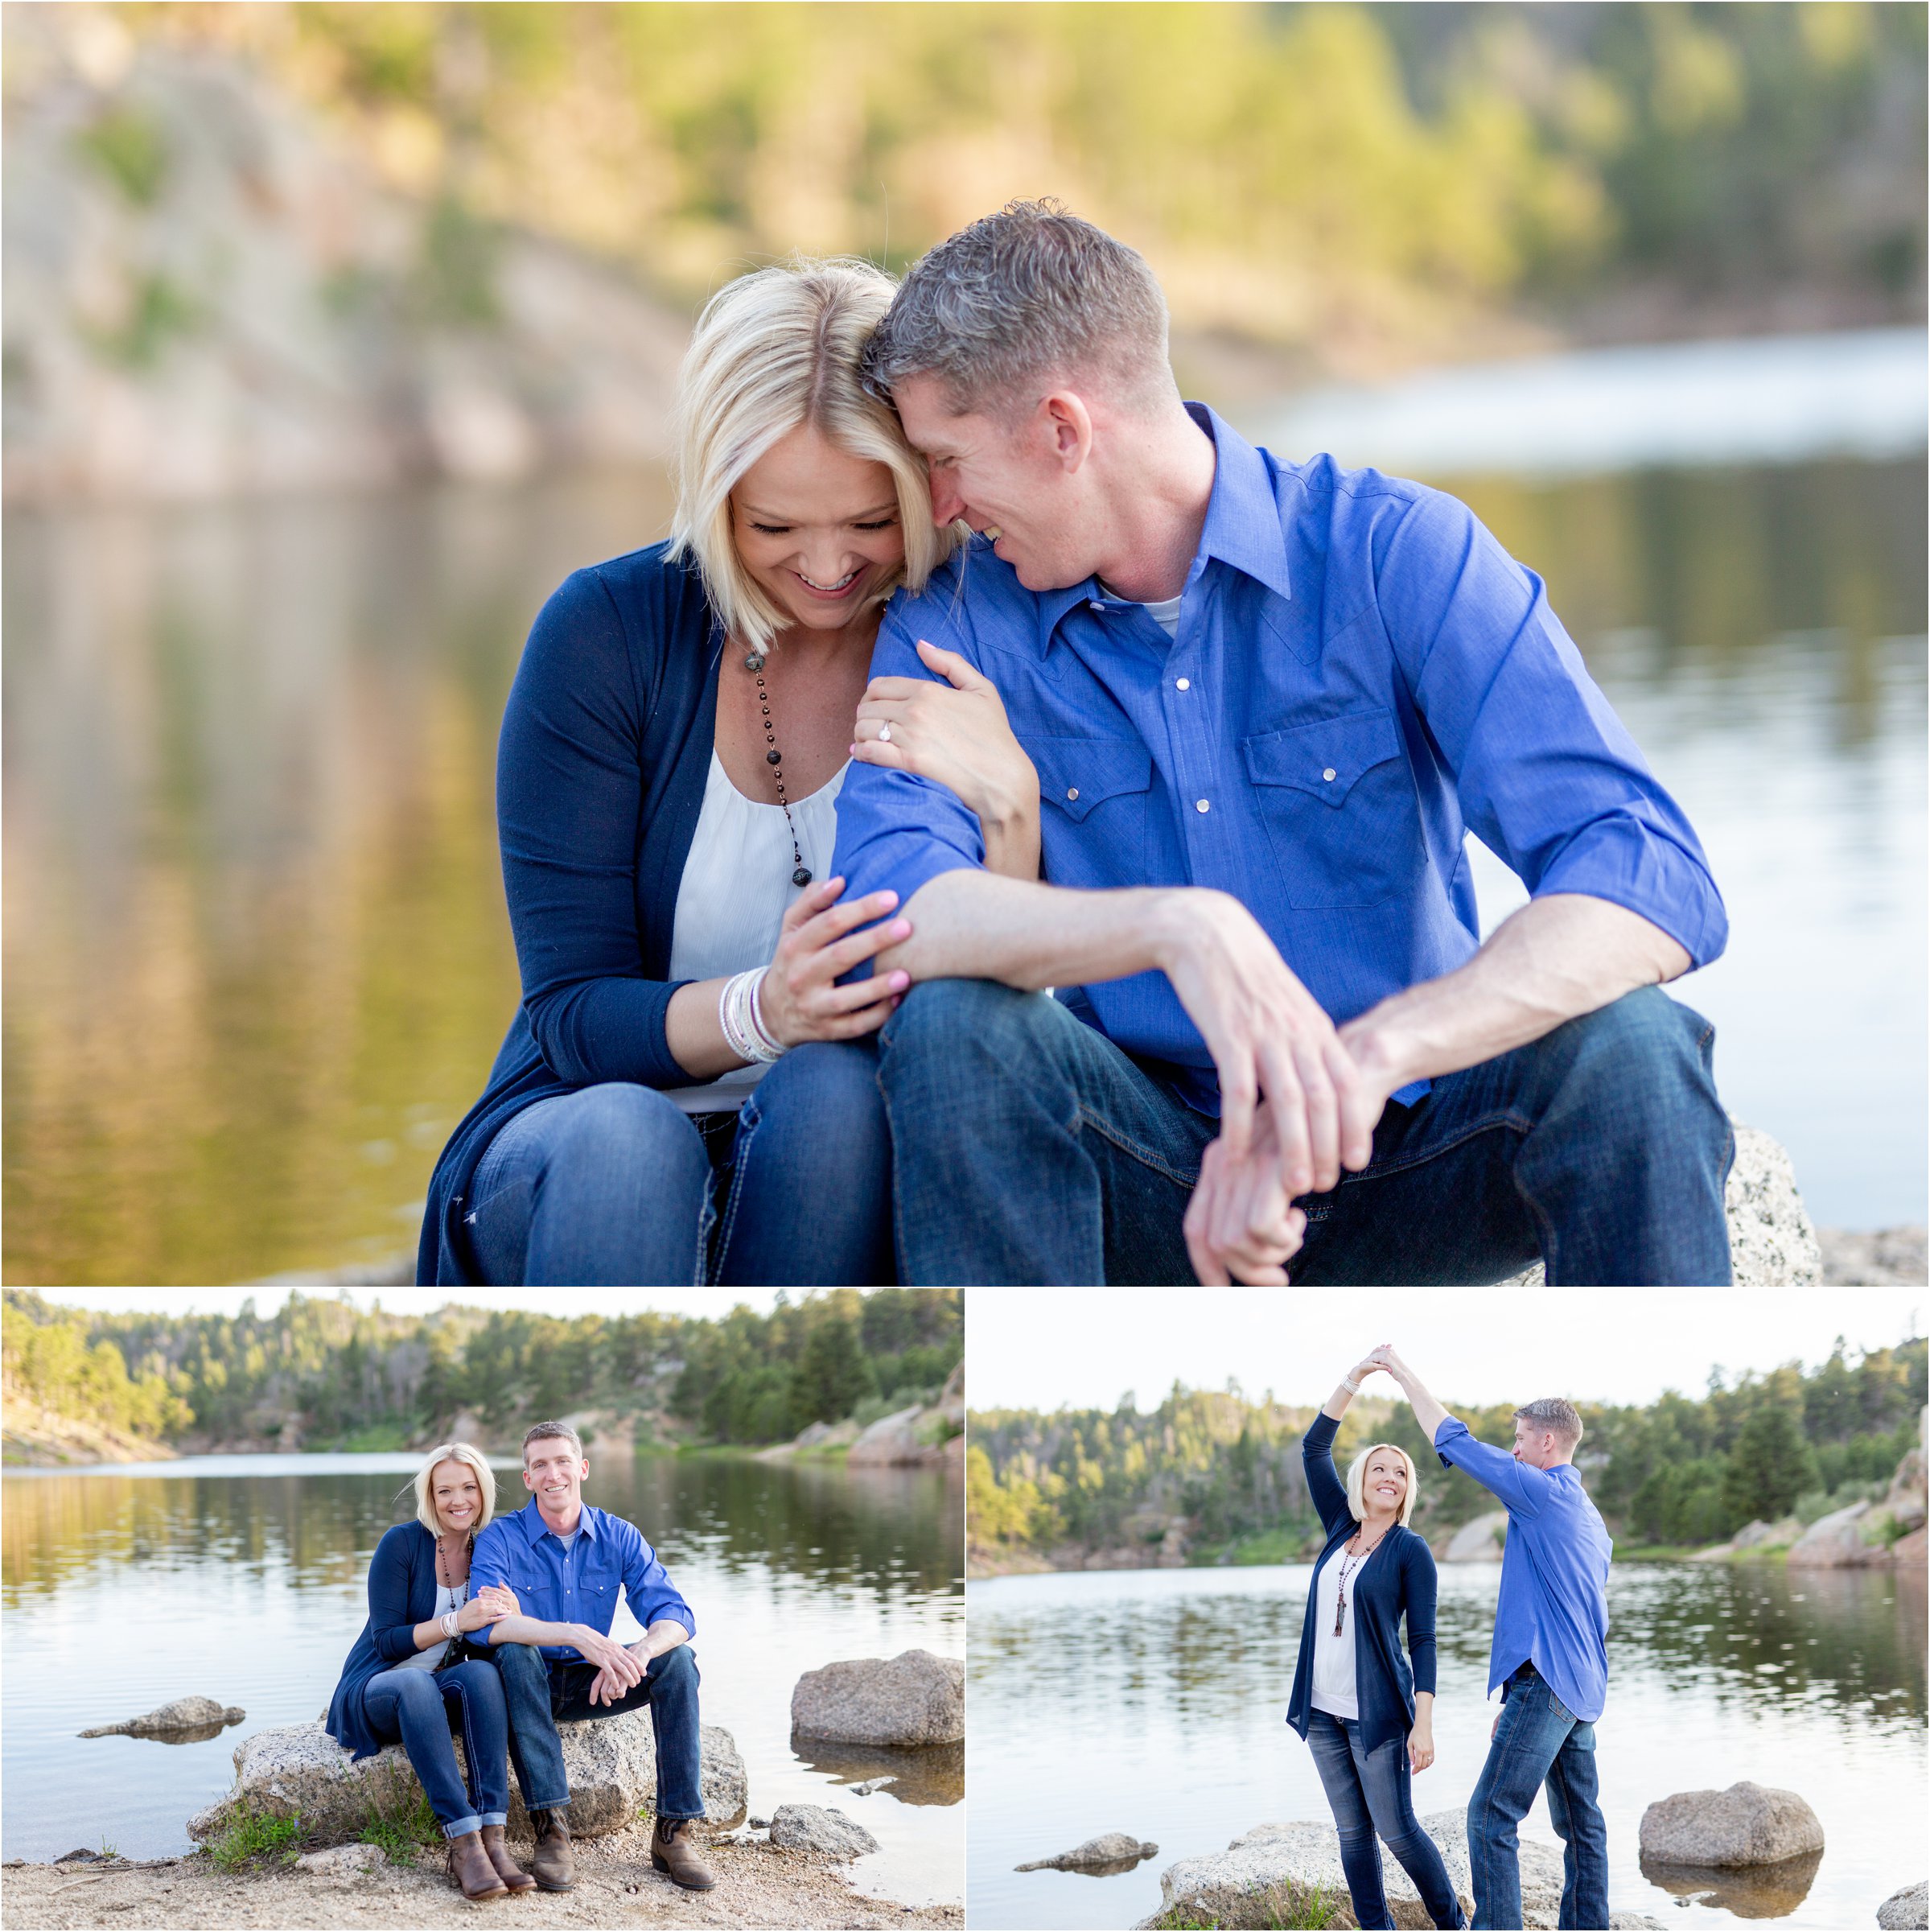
<box><xmin>629</xmin><ymin>1618</ymin><xmax>691</xmax><ymax>1662</ymax></box>
<box><xmin>1391</xmin><ymin>1364</ymin><xmax>1451</xmax><ymax>1444</ymax></box>
<box><xmin>1339</xmin><ymin>893</ymin><xmax>1691</xmax><ymax>1092</ymax></box>
<box><xmin>877</xmin><ymin>869</ymin><xmax>1181</xmax><ymax>990</ymax></box>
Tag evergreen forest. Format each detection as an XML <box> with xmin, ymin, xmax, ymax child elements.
<box><xmin>969</xmin><ymin>1336</ymin><xmax>1928</xmax><ymax>1562</ymax></box>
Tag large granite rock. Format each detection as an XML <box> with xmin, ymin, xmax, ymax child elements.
<box><xmin>767</xmin><ymin>1804</ymin><xmax>879</xmax><ymax>1860</ymax></box>
<box><xmin>791</xmin><ymin>1650</ymin><xmax>964</xmax><ymax>1747</ymax></box>
<box><xmin>1498</xmin><ymin>1125</ymin><xmax>1821</xmax><ymax>1287</ymax></box>
<box><xmin>1017</xmin><ymin>1831</ymin><xmax>1159</xmax><ymax>1873</ymax></box>
<box><xmin>186</xmin><ymin>1715</ymin><xmax>745</xmax><ymax>1846</ymax></box>
<box><xmin>1442</xmin><ymin>1513</ymin><xmax>1508</xmax><ymax>1562</ymax></box>
<box><xmin>1638</xmin><ymin>1782</ymin><xmax>1824</xmax><ymax>1867</ymax></box>
<box><xmin>1879</xmin><ymin>1880</ymin><xmax>1929</xmax><ymax>1929</ymax></box>
<box><xmin>80</xmin><ymin>1695</ymin><xmax>244</xmax><ymax>1739</ymax></box>
<box><xmin>1787</xmin><ymin>1501</ymin><xmax>1884</xmax><ymax>1569</ymax></box>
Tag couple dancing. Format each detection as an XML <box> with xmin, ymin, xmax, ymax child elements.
<box><xmin>1292</xmin><ymin>1347</ymin><xmax>1612</xmax><ymax>1931</ymax></box>
<box><xmin>325</xmin><ymin>1425</ymin><xmax>712</xmax><ymax>1902</ymax></box>
<box><xmin>418</xmin><ymin>196</ymin><xmax>1734</xmax><ymax>1288</ymax></box>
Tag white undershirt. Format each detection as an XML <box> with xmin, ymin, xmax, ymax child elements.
<box><xmin>399</xmin><ymin>1581</ymin><xmax>464</xmax><ymax>1672</ymax></box>
<box><xmin>1098</xmin><ymin>582</ymin><xmax>1183</xmax><ymax>639</ymax></box>
<box><xmin>1310</xmin><ymin>1539</ymin><xmax>1379</xmax><ymax>1719</ymax></box>
<box><xmin>663</xmin><ymin>751</ymin><xmax>846</xmax><ymax>1114</ymax></box>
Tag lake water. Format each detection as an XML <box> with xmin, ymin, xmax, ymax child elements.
<box><xmin>966</xmin><ymin>1560</ymin><xmax>1926</xmax><ymax>1930</ymax></box>
<box><xmin>4</xmin><ymin>337</ymin><xmax>1924</xmax><ymax>1283</ymax></box>
<box><xmin>0</xmin><ymin>1452</ymin><xmax>964</xmax><ymax>1906</ymax></box>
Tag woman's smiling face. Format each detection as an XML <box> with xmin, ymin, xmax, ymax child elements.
<box><xmin>730</xmin><ymin>424</ymin><xmax>906</xmax><ymax>635</ymax></box>
<box><xmin>430</xmin><ymin>1458</ymin><xmax>482</xmax><ymax>1534</ymax></box>
<box><xmin>1362</xmin><ymin>1447</ymin><xmax>1409</xmax><ymax>1519</ymax></box>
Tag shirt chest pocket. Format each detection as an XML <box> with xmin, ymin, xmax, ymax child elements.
<box><xmin>1030</xmin><ymin>736</ymin><xmax>1154</xmax><ymax>884</ymax></box>
<box><xmin>1241</xmin><ymin>706</ymin><xmax>1425</xmax><ymax>910</ymax></box>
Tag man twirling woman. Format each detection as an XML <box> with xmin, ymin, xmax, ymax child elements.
<box><xmin>1286</xmin><ymin>1358</ymin><xmax>1464</xmax><ymax>1930</ymax></box>
<box><xmin>326</xmin><ymin>1444</ymin><xmax>533</xmax><ymax>1901</ymax></box>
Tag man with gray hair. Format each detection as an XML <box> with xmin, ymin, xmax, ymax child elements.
<box><xmin>1366</xmin><ymin>1346</ymin><xmax>1611</xmax><ymax>1930</ymax></box>
<box><xmin>833</xmin><ymin>197</ymin><xmax>1731</xmax><ymax>1286</ymax></box>
<box><xmin>471</xmin><ymin>1423</ymin><xmax>713</xmax><ymax>1893</ymax></box>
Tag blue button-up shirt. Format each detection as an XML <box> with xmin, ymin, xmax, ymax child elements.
<box><xmin>1434</xmin><ymin>1416</ymin><xmax>1611</xmax><ymax>1723</ymax></box>
<box><xmin>471</xmin><ymin>1498</ymin><xmax>694</xmax><ymax>1663</ymax></box>
<box><xmin>832</xmin><ymin>405</ymin><xmax>1726</xmax><ymax>1113</ymax></box>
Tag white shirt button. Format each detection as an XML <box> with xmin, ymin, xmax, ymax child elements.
<box><xmin>1066</xmin><ymin>787</ymin><xmax>1079</xmax><ymax>801</ymax></box>
<box><xmin>1323</xmin><ymin>767</ymin><xmax>1337</xmax><ymax>782</ymax></box>
<box><xmin>1175</xmin><ymin>678</ymin><xmax>1191</xmax><ymax>690</ymax></box>
<box><xmin>1088</xmin><ymin>599</ymin><xmax>1105</xmax><ymax>612</ymax></box>
<box><xmin>1195</xmin><ymin>798</ymin><xmax>1210</xmax><ymax>814</ymax></box>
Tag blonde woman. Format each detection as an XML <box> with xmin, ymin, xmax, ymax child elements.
<box><xmin>418</xmin><ymin>258</ymin><xmax>1039</xmax><ymax>1286</ymax></box>
<box><xmin>326</xmin><ymin>1445</ymin><xmax>530</xmax><ymax>1901</ymax></box>
<box><xmin>1285</xmin><ymin>1360</ymin><xmax>1464</xmax><ymax>1930</ymax></box>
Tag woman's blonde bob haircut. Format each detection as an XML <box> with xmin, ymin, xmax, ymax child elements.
<box><xmin>1344</xmin><ymin>1442</ymin><xmax>1419</xmax><ymax>1527</ymax></box>
<box><xmin>667</xmin><ymin>257</ymin><xmax>957</xmax><ymax>653</ymax></box>
<box><xmin>414</xmin><ymin>1442</ymin><xmax>497</xmax><ymax>1537</ymax></box>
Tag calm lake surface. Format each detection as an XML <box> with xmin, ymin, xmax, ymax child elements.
<box><xmin>5</xmin><ymin>339</ymin><xmax>1924</xmax><ymax>1281</ymax></box>
<box><xmin>1</xmin><ymin>1452</ymin><xmax>963</xmax><ymax>1905</ymax></box>
<box><xmin>966</xmin><ymin>1561</ymin><xmax>1927</xmax><ymax>1930</ymax></box>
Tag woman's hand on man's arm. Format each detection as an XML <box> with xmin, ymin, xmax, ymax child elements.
<box><xmin>852</xmin><ymin>641</ymin><xmax>1041</xmax><ymax>881</ymax></box>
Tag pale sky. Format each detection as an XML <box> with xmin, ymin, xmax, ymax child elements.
<box><xmin>35</xmin><ymin>1287</ymin><xmax>784</xmax><ymax>1322</ymax></box>
<box><xmin>965</xmin><ymin>1287</ymin><xmax>1925</xmax><ymax>1413</ymax></box>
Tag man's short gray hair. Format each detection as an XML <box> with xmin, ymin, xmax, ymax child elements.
<box><xmin>1515</xmin><ymin>1398</ymin><xmax>1584</xmax><ymax>1446</ymax></box>
<box><xmin>522</xmin><ymin>1421</ymin><xmax>583</xmax><ymax>1461</ymax></box>
<box><xmin>862</xmin><ymin>197</ymin><xmax>1173</xmax><ymax>417</ymax></box>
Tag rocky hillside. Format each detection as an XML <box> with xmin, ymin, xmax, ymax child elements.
<box><xmin>2</xmin><ymin>7</ymin><xmax>685</xmax><ymax>506</ymax></box>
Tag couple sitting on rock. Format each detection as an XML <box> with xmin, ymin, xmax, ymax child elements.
<box><xmin>325</xmin><ymin>1424</ymin><xmax>711</xmax><ymax>1902</ymax></box>
<box><xmin>1292</xmin><ymin>1348</ymin><xmax>1611</xmax><ymax>1931</ymax></box>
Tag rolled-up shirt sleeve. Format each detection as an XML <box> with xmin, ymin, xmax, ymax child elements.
<box><xmin>830</xmin><ymin>610</ymin><xmax>988</xmax><ymax>927</ymax></box>
<box><xmin>619</xmin><ymin>1522</ymin><xmax>695</xmax><ymax>1639</ymax></box>
<box><xmin>1377</xmin><ymin>490</ymin><xmax>1727</xmax><ymax>969</ymax></box>
<box><xmin>1434</xmin><ymin>1414</ymin><xmax>1550</xmax><ymax>1518</ymax></box>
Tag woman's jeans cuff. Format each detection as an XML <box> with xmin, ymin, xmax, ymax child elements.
<box><xmin>479</xmin><ymin>1811</ymin><xmax>508</xmax><ymax>1829</ymax></box>
<box><xmin>441</xmin><ymin>1814</ymin><xmax>484</xmax><ymax>1839</ymax></box>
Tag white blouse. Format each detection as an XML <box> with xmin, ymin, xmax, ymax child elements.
<box><xmin>1310</xmin><ymin>1539</ymin><xmax>1379</xmax><ymax>1720</ymax></box>
<box><xmin>662</xmin><ymin>751</ymin><xmax>847</xmax><ymax>1114</ymax></box>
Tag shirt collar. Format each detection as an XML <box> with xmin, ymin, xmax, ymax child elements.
<box><xmin>515</xmin><ymin>1497</ymin><xmax>599</xmax><ymax>1543</ymax></box>
<box><xmin>1036</xmin><ymin>402</ymin><xmax>1290</xmax><ymax>654</ymax></box>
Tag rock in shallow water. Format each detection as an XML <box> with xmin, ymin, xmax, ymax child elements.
<box><xmin>187</xmin><ymin>1714</ymin><xmax>745</xmax><ymax>1845</ymax></box>
<box><xmin>790</xmin><ymin>1650</ymin><xmax>964</xmax><ymax>1747</ymax></box>
<box><xmin>1879</xmin><ymin>1879</ymin><xmax>1929</xmax><ymax>1930</ymax></box>
<box><xmin>1639</xmin><ymin>1781</ymin><xmax>1824</xmax><ymax>1867</ymax></box>
<box><xmin>80</xmin><ymin>1695</ymin><xmax>245</xmax><ymax>1738</ymax></box>
<box><xmin>1017</xmin><ymin>1831</ymin><xmax>1158</xmax><ymax>1872</ymax></box>
<box><xmin>767</xmin><ymin>1804</ymin><xmax>880</xmax><ymax>1860</ymax></box>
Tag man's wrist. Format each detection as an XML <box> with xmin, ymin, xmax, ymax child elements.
<box><xmin>1339</xmin><ymin>1008</ymin><xmax>1422</xmax><ymax>1093</ymax></box>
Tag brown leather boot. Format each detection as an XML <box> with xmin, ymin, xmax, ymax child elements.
<box><xmin>528</xmin><ymin>1808</ymin><xmax>575</xmax><ymax>1892</ymax></box>
<box><xmin>446</xmin><ymin>1830</ymin><xmax>509</xmax><ymax>1902</ymax></box>
<box><xmin>650</xmin><ymin>1815</ymin><xmax>715</xmax><ymax>1891</ymax></box>
<box><xmin>479</xmin><ymin>1825</ymin><xmax>535</xmax><ymax>1893</ymax></box>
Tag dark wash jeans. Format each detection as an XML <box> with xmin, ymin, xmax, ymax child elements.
<box><xmin>876</xmin><ymin>979</ymin><xmax>1732</xmax><ymax>1285</ymax></box>
<box><xmin>1467</xmin><ymin>1664</ymin><xmax>1608</xmax><ymax>1932</ymax></box>
<box><xmin>362</xmin><ymin>1660</ymin><xmax>510</xmax><ymax>1839</ymax></box>
<box><xmin>1306</xmin><ymin>1711</ymin><xmax>1464</xmax><ymax>1929</ymax></box>
<box><xmin>463</xmin><ymin>1040</ymin><xmax>892</xmax><ymax>1286</ymax></box>
<box><xmin>491</xmin><ymin>1640</ymin><xmax>706</xmax><ymax>1821</ymax></box>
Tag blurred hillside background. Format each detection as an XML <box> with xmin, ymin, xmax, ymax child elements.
<box><xmin>4</xmin><ymin>2</ymin><xmax>1926</xmax><ymax>1285</ymax></box>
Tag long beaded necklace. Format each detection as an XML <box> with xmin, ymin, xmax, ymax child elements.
<box><xmin>1333</xmin><ymin>1523</ymin><xmax>1389</xmax><ymax>1635</ymax></box>
<box><xmin>744</xmin><ymin>649</ymin><xmax>812</xmax><ymax>888</ymax></box>
<box><xmin>434</xmin><ymin>1530</ymin><xmax>471</xmax><ymax>1666</ymax></box>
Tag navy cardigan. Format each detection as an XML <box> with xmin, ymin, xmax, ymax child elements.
<box><xmin>327</xmin><ymin>1522</ymin><xmax>457</xmax><ymax>1761</ymax></box>
<box><xmin>1285</xmin><ymin>1412</ymin><xmax>1439</xmax><ymax>1756</ymax></box>
<box><xmin>418</xmin><ymin>546</ymin><xmax>724</xmax><ymax>1284</ymax></box>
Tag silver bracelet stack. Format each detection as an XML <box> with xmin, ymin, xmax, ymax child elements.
<box><xmin>1340</xmin><ymin>1375</ymin><xmax>1362</xmax><ymax>1395</ymax></box>
<box><xmin>440</xmin><ymin>1609</ymin><xmax>461</xmax><ymax>1639</ymax></box>
<box><xmin>718</xmin><ymin>967</ymin><xmax>785</xmax><ymax>1065</ymax></box>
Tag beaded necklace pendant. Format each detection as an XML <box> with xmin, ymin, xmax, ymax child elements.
<box><xmin>745</xmin><ymin>650</ymin><xmax>812</xmax><ymax>888</ymax></box>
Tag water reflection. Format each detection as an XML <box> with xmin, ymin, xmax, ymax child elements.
<box><xmin>4</xmin><ymin>453</ymin><xmax>1924</xmax><ymax>1282</ymax></box>
<box><xmin>966</xmin><ymin>1562</ymin><xmax>1926</xmax><ymax>1930</ymax></box>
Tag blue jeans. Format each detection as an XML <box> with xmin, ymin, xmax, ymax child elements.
<box><xmin>491</xmin><ymin>1640</ymin><xmax>706</xmax><ymax>1822</ymax></box>
<box><xmin>463</xmin><ymin>1041</ymin><xmax>891</xmax><ymax>1285</ymax></box>
<box><xmin>361</xmin><ymin>1661</ymin><xmax>510</xmax><ymax>1839</ymax></box>
<box><xmin>877</xmin><ymin>979</ymin><xmax>1730</xmax><ymax>1284</ymax></box>
<box><xmin>1467</xmin><ymin>1666</ymin><xmax>1608</xmax><ymax>1931</ymax></box>
<box><xmin>1306</xmin><ymin>1712</ymin><xmax>1464</xmax><ymax>1930</ymax></box>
